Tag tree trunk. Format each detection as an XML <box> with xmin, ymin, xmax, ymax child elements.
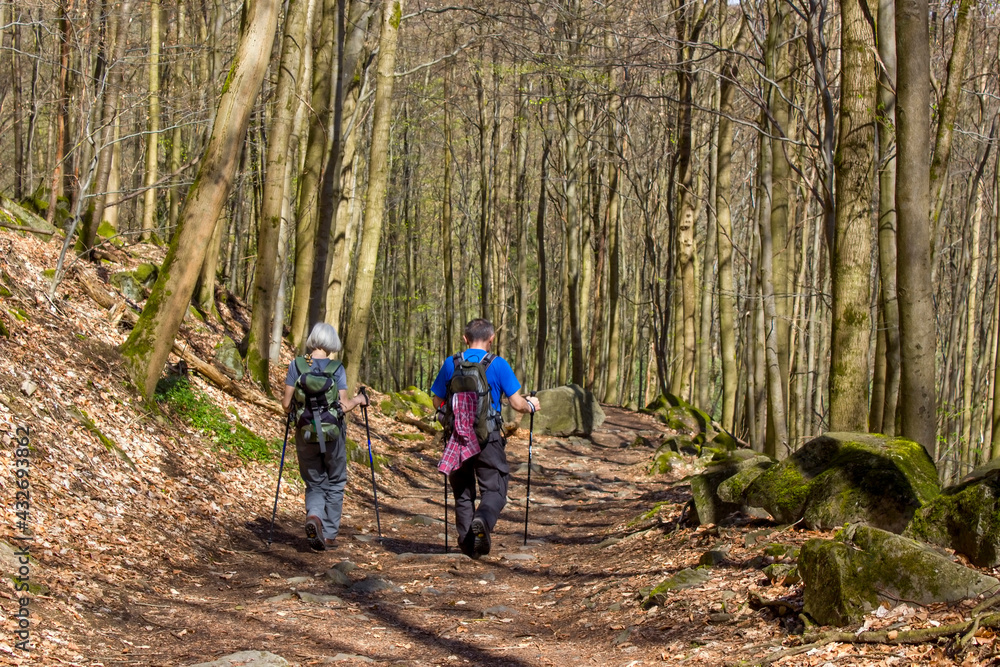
<box><xmin>874</xmin><ymin>0</ymin><xmax>900</xmax><ymax>434</ymax></box>
<box><xmin>80</xmin><ymin>0</ymin><xmax>135</xmax><ymax>255</ymax></box>
<box><xmin>167</xmin><ymin>0</ymin><xmax>186</xmax><ymax>233</ymax></box>
<box><xmin>141</xmin><ymin>0</ymin><xmax>162</xmax><ymax>240</ymax></box>
<box><xmin>535</xmin><ymin>127</ymin><xmax>551</xmax><ymax>391</ymax></box>
<box><xmin>342</xmin><ymin>0</ymin><xmax>402</xmax><ymax>392</ymax></box>
<box><xmin>442</xmin><ymin>62</ymin><xmax>456</xmax><ymax>355</ymax></box>
<box><xmin>896</xmin><ymin>0</ymin><xmax>937</xmax><ymax>458</ymax></box>
<box><xmin>289</xmin><ymin>0</ymin><xmax>338</xmax><ymax>349</ymax></box>
<box><xmin>308</xmin><ymin>0</ymin><xmax>349</xmax><ymax>329</ymax></box>
<box><xmin>928</xmin><ymin>0</ymin><xmax>974</xmax><ymax>234</ymax></box>
<box><xmin>246</xmin><ymin>0</ymin><xmax>309</xmax><ymax>389</ymax></box>
<box><xmin>121</xmin><ymin>0</ymin><xmax>281</xmax><ymax>399</ymax></box>
<box><xmin>515</xmin><ymin>72</ymin><xmax>530</xmax><ymax>383</ymax></box>
<box><xmin>829</xmin><ymin>0</ymin><xmax>876</xmax><ymax>432</ymax></box>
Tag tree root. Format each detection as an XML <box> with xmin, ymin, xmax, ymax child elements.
<box><xmin>757</xmin><ymin>612</ymin><xmax>1000</xmax><ymax>666</ymax></box>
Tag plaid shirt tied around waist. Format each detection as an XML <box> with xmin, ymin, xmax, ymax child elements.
<box><xmin>438</xmin><ymin>392</ymin><xmax>481</xmax><ymax>474</ymax></box>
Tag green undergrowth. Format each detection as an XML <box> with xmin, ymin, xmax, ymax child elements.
<box><xmin>155</xmin><ymin>376</ymin><xmax>278</xmax><ymax>463</ymax></box>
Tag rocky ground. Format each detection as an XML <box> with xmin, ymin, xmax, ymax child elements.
<box><xmin>2</xmin><ymin>227</ymin><xmax>1000</xmax><ymax>666</ymax></box>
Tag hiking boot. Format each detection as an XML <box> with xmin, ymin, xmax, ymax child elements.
<box><xmin>304</xmin><ymin>515</ymin><xmax>325</xmax><ymax>551</ymax></box>
<box><xmin>324</xmin><ymin>539</ymin><xmax>337</xmax><ymax>549</ymax></box>
<box><xmin>471</xmin><ymin>517</ymin><xmax>491</xmax><ymax>556</ymax></box>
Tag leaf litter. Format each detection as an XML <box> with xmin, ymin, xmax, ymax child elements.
<box><xmin>1</xmin><ymin>229</ymin><xmax>998</xmax><ymax>665</ymax></box>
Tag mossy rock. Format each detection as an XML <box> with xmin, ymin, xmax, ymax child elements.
<box><xmin>346</xmin><ymin>437</ymin><xmax>388</xmax><ymax>471</ymax></box>
<box><xmin>0</xmin><ymin>195</ymin><xmax>57</xmax><ymax>240</ymax></box>
<box><xmin>800</xmin><ymin>524</ymin><xmax>998</xmax><ymax>626</ymax></box>
<box><xmin>763</xmin><ymin>563</ymin><xmax>800</xmax><ymax>585</ymax></box>
<box><xmin>96</xmin><ymin>221</ymin><xmax>124</xmax><ymax>247</ymax></box>
<box><xmin>642</xmin><ymin>393</ymin><xmax>712</xmax><ymax>436</ymax></box>
<box><xmin>763</xmin><ymin>543</ymin><xmax>800</xmax><ymax>560</ymax></box>
<box><xmin>742</xmin><ymin>432</ymin><xmax>940</xmax><ymax>533</ymax></box>
<box><xmin>134</xmin><ymin>263</ymin><xmax>159</xmax><ymax>286</ymax></box>
<box><xmin>691</xmin><ymin>451</ymin><xmax>774</xmax><ymax>524</ymax></box>
<box><xmin>716</xmin><ymin>455</ymin><xmax>774</xmax><ymax>503</ymax></box>
<box><xmin>641</xmin><ymin>568</ymin><xmax>713</xmax><ymax>609</ymax></box>
<box><xmin>626</xmin><ymin>501</ymin><xmax>674</xmax><ymax>529</ymax></box>
<box><xmin>649</xmin><ymin>448</ymin><xmax>682</xmax><ymax>475</ymax></box>
<box><xmin>905</xmin><ymin>462</ymin><xmax>1000</xmax><ymax>567</ymax></box>
<box><xmin>111</xmin><ymin>271</ymin><xmax>145</xmax><ymax>302</ymax></box>
<box><xmin>213</xmin><ymin>336</ymin><xmax>244</xmax><ymax>380</ymax></box>
<box><xmin>385</xmin><ymin>388</ymin><xmax>434</xmax><ymax>417</ymax></box>
<box><xmin>660</xmin><ymin>434</ymin><xmax>700</xmax><ymax>455</ymax></box>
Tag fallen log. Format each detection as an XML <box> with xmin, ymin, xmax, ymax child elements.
<box><xmin>171</xmin><ymin>342</ymin><xmax>283</xmax><ymax>416</ymax></box>
<box><xmin>396</xmin><ymin>413</ymin><xmax>439</xmax><ymax>435</ymax></box>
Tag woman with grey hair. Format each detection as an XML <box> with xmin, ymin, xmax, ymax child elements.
<box><xmin>282</xmin><ymin>322</ymin><xmax>368</xmax><ymax>550</ymax></box>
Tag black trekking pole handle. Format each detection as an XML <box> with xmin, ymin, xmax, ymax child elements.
<box><xmin>268</xmin><ymin>411</ymin><xmax>294</xmax><ymax>547</ymax></box>
<box><xmin>523</xmin><ymin>391</ymin><xmax>537</xmax><ymax>546</ymax></box>
<box><xmin>359</xmin><ymin>387</ymin><xmax>382</xmax><ymax>538</ymax></box>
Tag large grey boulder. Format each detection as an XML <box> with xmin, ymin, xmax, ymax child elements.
<box><xmin>188</xmin><ymin>651</ymin><xmax>290</xmax><ymax>667</ymax></box>
<box><xmin>906</xmin><ymin>460</ymin><xmax>1000</xmax><ymax>567</ymax></box>
<box><xmin>502</xmin><ymin>384</ymin><xmax>605</xmax><ymax>436</ymax></box>
<box><xmin>742</xmin><ymin>432</ymin><xmax>940</xmax><ymax>532</ymax></box>
<box><xmin>111</xmin><ymin>271</ymin><xmax>145</xmax><ymax>302</ymax></box>
<box><xmin>800</xmin><ymin>524</ymin><xmax>997</xmax><ymax>626</ymax></box>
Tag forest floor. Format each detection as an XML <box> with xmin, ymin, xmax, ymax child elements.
<box><xmin>1</xmin><ymin>228</ymin><xmax>999</xmax><ymax>666</ymax></box>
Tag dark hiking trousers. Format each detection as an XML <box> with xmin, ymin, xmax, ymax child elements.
<box><xmin>449</xmin><ymin>430</ymin><xmax>508</xmax><ymax>547</ymax></box>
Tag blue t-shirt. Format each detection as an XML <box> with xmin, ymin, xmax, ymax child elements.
<box><xmin>430</xmin><ymin>349</ymin><xmax>520</xmax><ymax>412</ymax></box>
<box><xmin>285</xmin><ymin>357</ymin><xmax>348</xmax><ymax>390</ymax></box>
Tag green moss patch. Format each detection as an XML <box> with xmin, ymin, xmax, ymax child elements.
<box><xmin>155</xmin><ymin>376</ymin><xmax>278</xmax><ymax>463</ymax></box>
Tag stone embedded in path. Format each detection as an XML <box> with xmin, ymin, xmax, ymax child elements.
<box><xmin>332</xmin><ymin>560</ymin><xmax>357</xmax><ymax>573</ymax></box>
<box><xmin>350</xmin><ymin>577</ymin><xmax>402</xmax><ymax>594</ymax></box>
<box><xmin>800</xmin><ymin>523</ymin><xmax>998</xmax><ymax>626</ymax></box>
<box><xmin>742</xmin><ymin>432</ymin><xmax>940</xmax><ymax>532</ymax></box>
<box><xmin>265</xmin><ymin>592</ymin><xmax>294</xmax><ymax>603</ymax></box>
<box><xmin>642</xmin><ymin>568</ymin><xmax>713</xmax><ymax>608</ymax></box>
<box><xmin>482</xmin><ymin>605</ymin><xmax>519</xmax><ymax>618</ymax></box>
<box><xmin>325</xmin><ymin>568</ymin><xmax>352</xmax><ymax>586</ymax></box>
<box><xmin>286</xmin><ymin>576</ymin><xmax>313</xmax><ymax>586</ymax></box>
<box><xmin>188</xmin><ymin>651</ymin><xmax>290</xmax><ymax>667</ymax></box>
<box><xmin>501</xmin><ymin>553</ymin><xmax>536</xmax><ymax>561</ymax></box>
<box><xmin>320</xmin><ymin>654</ymin><xmax>376</xmax><ymax>663</ymax></box>
<box><xmin>405</xmin><ymin>515</ymin><xmax>442</xmax><ymax>526</ymax></box>
<box><xmin>296</xmin><ymin>592</ymin><xmax>344</xmax><ymax>605</ymax></box>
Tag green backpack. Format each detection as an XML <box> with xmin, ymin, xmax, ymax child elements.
<box><xmin>292</xmin><ymin>357</ymin><xmax>344</xmax><ymax>454</ymax></box>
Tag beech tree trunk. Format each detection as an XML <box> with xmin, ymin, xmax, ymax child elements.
<box><xmin>342</xmin><ymin>0</ymin><xmax>402</xmax><ymax>392</ymax></box>
<box><xmin>141</xmin><ymin>0</ymin><xmax>161</xmax><ymax>240</ymax></box>
<box><xmin>121</xmin><ymin>0</ymin><xmax>281</xmax><ymax>399</ymax></box>
<box><xmin>828</xmin><ymin>0</ymin><xmax>876</xmax><ymax>431</ymax></box>
<box><xmin>246</xmin><ymin>0</ymin><xmax>309</xmax><ymax>389</ymax></box>
<box><xmin>896</xmin><ymin>0</ymin><xmax>937</xmax><ymax>458</ymax></box>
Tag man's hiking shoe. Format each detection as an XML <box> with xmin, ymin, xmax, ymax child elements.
<box><xmin>305</xmin><ymin>515</ymin><xmax>325</xmax><ymax>551</ymax></box>
<box><xmin>471</xmin><ymin>517</ymin><xmax>491</xmax><ymax>556</ymax></box>
<box><xmin>324</xmin><ymin>539</ymin><xmax>337</xmax><ymax>549</ymax></box>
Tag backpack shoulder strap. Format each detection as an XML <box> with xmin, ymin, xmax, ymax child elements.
<box><xmin>481</xmin><ymin>353</ymin><xmax>496</xmax><ymax>369</ymax></box>
<box><xmin>453</xmin><ymin>352</ymin><xmax>464</xmax><ymax>365</ymax></box>
<box><xmin>294</xmin><ymin>356</ymin><xmax>311</xmax><ymax>376</ymax></box>
<box><xmin>321</xmin><ymin>359</ymin><xmax>343</xmax><ymax>377</ymax></box>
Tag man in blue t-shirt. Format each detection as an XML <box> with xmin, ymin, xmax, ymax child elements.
<box><xmin>431</xmin><ymin>318</ymin><xmax>540</xmax><ymax>558</ymax></box>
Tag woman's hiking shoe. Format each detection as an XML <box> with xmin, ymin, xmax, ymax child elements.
<box><xmin>471</xmin><ymin>517</ymin><xmax>491</xmax><ymax>556</ymax></box>
<box><xmin>304</xmin><ymin>515</ymin><xmax>325</xmax><ymax>551</ymax></box>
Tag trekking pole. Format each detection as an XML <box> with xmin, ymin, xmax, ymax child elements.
<box><xmin>523</xmin><ymin>391</ymin><xmax>537</xmax><ymax>546</ymax></box>
<box><xmin>267</xmin><ymin>411</ymin><xmax>294</xmax><ymax>547</ymax></box>
<box><xmin>359</xmin><ymin>387</ymin><xmax>382</xmax><ymax>538</ymax></box>
<box><xmin>443</xmin><ymin>474</ymin><xmax>449</xmax><ymax>553</ymax></box>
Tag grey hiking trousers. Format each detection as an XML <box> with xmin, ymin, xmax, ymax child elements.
<box><xmin>295</xmin><ymin>429</ymin><xmax>348</xmax><ymax>541</ymax></box>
